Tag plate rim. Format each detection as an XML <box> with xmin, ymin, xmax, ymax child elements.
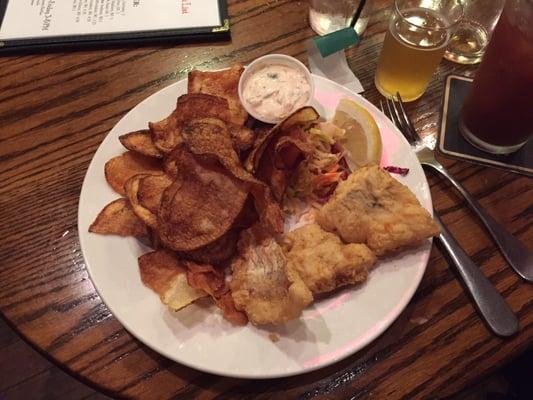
<box><xmin>77</xmin><ymin>74</ymin><xmax>433</xmax><ymax>379</ymax></box>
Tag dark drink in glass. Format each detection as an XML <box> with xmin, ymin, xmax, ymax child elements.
<box><xmin>459</xmin><ymin>0</ymin><xmax>533</xmax><ymax>154</ymax></box>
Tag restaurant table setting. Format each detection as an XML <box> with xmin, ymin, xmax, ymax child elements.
<box><xmin>0</xmin><ymin>0</ymin><xmax>532</xmax><ymax>399</ymax></box>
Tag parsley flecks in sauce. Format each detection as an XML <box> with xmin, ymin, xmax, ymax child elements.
<box><xmin>243</xmin><ymin>64</ymin><xmax>311</xmax><ymax>121</ymax></box>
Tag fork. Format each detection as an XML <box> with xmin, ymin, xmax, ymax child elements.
<box><xmin>381</xmin><ymin>94</ymin><xmax>533</xmax><ymax>283</ymax></box>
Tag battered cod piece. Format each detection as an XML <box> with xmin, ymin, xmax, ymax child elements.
<box><xmin>283</xmin><ymin>224</ymin><xmax>376</xmax><ymax>294</ymax></box>
<box><xmin>230</xmin><ymin>225</ymin><xmax>313</xmax><ymax>325</ymax></box>
<box><xmin>317</xmin><ymin>165</ymin><xmax>440</xmax><ymax>255</ymax></box>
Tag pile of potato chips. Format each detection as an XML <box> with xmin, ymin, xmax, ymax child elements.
<box><xmin>90</xmin><ymin>65</ymin><xmax>319</xmax><ymax>324</ymax></box>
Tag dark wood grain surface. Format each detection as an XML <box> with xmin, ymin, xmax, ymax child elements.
<box><xmin>0</xmin><ymin>1</ymin><xmax>531</xmax><ymax>399</ymax></box>
<box><xmin>0</xmin><ymin>316</ymin><xmax>112</xmax><ymax>400</ymax></box>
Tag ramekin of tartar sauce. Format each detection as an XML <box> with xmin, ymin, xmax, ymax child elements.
<box><xmin>238</xmin><ymin>54</ymin><xmax>314</xmax><ymax>124</ymax></box>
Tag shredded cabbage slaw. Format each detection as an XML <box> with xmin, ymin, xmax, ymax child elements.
<box><xmin>285</xmin><ymin>122</ymin><xmax>350</xmax><ymax>211</ymax></box>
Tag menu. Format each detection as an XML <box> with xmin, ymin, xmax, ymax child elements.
<box><xmin>0</xmin><ymin>0</ymin><xmax>228</xmax><ymax>49</ymax></box>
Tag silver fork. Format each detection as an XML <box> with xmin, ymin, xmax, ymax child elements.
<box><xmin>381</xmin><ymin>93</ymin><xmax>533</xmax><ymax>283</ymax></box>
<box><xmin>380</xmin><ymin>95</ymin><xmax>519</xmax><ymax>336</ymax></box>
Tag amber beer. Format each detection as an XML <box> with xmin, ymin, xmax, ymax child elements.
<box><xmin>375</xmin><ymin>0</ymin><xmax>463</xmax><ymax>102</ymax></box>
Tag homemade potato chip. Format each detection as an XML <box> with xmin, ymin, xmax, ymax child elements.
<box><xmin>125</xmin><ymin>173</ymin><xmax>173</xmax><ymax>228</ymax></box>
<box><xmin>158</xmin><ymin>147</ymin><xmax>248</xmax><ymax>251</ymax></box>
<box><xmin>181</xmin><ymin>197</ymin><xmax>257</xmax><ymax>264</ymax></box>
<box><xmin>149</xmin><ymin>94</ymin><xmax>231</xmax><ymax>154</ymax></box>
<box><xmin>245</xmin><ymin>106</ymin><xmax>320</xmax><ymax>173</ymax></box>
<box><xmin>104</xmin><ymin>151</ymin><xmax>162</xmax><ymax>196</ymax></box>
<box><xmin>232</xmin><ymin>196</ymin><xmax>258</xmax><ymax>229</ymax></box>
<box><xmin>216</xmin><ymin>293</ymin><xmax>248</xmax><ymax>325</ymax></box>
<box><xmin>148</xmin><ymin>228</ymin><xmax>162</xmax><ymax>250</ymax></box>
<box><xmin>136</xmin><ymin>174</ymin><xmax>174</xmax><ymax>212</ymax></box>
<box><xmin>139</xmin><ymin>250</ymin><xmax>207</xmax><ymax>311</ymax></box>
<box><xmin>181</xmin><ymin>229</ymin><xmax>239</xmax><ymax>264</ymax></box>
<box><xmin>256</xmin><ymin>127</ymin><xmax>313</xmax><ymax>201</ymax></box>
<box><xmin>188</xmin><ymin>65</ymin><xmax>247</xmax><ymax>126</ymax></box>
<box><xmin>163</xmin><ymin>120</ymin><xmax>254</xmax><ymax>175</ymax></box>
<box><xmin>229</xmin><ymin>126</ymin><xmax>255</xmax><ymax>152</ymax></box>
<box><xmin>186</xmin><ymin>262</ymin><xmax>227</xmax><ymax>298</ymax></box>
<box><xmin>186</xmin><ymin>262</ymin><xmax>248</xmax><ymax>325</ymax></box>
<box><xmin>182</xmin><ymin>118</ymin><xmax>236</xmax><ymax>165</ymax></box>
<box><xmin>244</xmin><ymin>107</ymin><xmax>319</xmax><ymax>201</ymax></box>
<box><xmin>119</xmin><ymin>129</ymin><xmax>163</xmax><ymax>158</ymax></box>
<box><xmin>182</xmin><ymin>118</ymin><xmax>283</xmax><ymax>233</ymax></box>
<box><xmin>163</xmin><ymin>155</ymin><xmax>179</xmax><ymax>178</ymax></box>
<box><xmin>89</xmin><ymin>198</ymin><xmax>147</xmax><ymax>237</ymax></box>
<box><xmin>273</xmin><ymin>128</ymin><xmax>314</xmax><ymax>170</ymax></box>
<box><xmin>252</xmin><ymin>122</ymin><xmax>273</xmax><ymax>143</ymax></box>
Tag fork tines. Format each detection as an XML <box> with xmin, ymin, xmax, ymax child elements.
<box><xmin>380</xmin><ymin>93</ymin><xmax>419</xmax><ymax>145</ymax></box>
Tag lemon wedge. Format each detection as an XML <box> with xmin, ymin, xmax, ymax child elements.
<box><xmin>332</xmin><ymin>98</ymin><xmax>382</xmax><ymax>170</ymax></box>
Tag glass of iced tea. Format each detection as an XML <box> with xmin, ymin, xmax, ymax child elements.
<box><xmin>459</xmin><ymin>0</ymin><xmax>533</xmax><ymax>154</ymax></box>
<box><xmin>374</xmin><ymin>0</ymin><xmax>463</xmax><ymax>101</ymax></box>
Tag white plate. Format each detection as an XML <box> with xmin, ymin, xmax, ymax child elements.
<box><xmin>78</xmin><ymin>75</ymin><xmax>433</xmax><ymax>379</ymax></box>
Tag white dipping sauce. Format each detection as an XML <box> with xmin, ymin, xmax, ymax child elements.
<box><xmin>242</xmin><ymin>64</ymin><xmax>311</xmax><ymax>121</ymax></box>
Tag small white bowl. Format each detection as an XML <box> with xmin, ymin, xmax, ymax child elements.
<box><xmin>238</xmin><ymin>54</ymin><xmax>315</xmax><ymax>124</ymax></box>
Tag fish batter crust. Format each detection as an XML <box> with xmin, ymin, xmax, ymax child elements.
<box><xmin>283</xmin><ymin>223</ymin><xmax>376</xmax><ymax>294</ymax></box>
<box><xmin>317</xmin><ymin>165</ymin><xmax>440</xmax><ymax>255</ymax></box>
<box><xmin>230</xmin><ymin>225</ymin><xmax>313</xmax><ymax>325</ymax></box>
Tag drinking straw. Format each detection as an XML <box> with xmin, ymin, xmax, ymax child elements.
<box><xmin>313</xmin><ymin>0</ymin><xmax>367</xmax><ymax>58</ymax></box>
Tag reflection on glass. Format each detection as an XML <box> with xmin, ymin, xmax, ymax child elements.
<box><xmin>308</xmin><ymin>0</ymin><xmax>372</xmax><ymax>36</ymax></box>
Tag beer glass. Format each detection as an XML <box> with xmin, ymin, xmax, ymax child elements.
<box><xmin>459</xmin><ymin>0</ymin><xmax>533</xmax><ymax>154</ymax></box>
<box><xmin>444</xmin><ymin>0</ymin><xmax>505</xmax><ymax>64</ymax></box>
<box><xmin>374</xmin><ymin>0</ymin><xmax>463</xmax><ymax>101</ymax></box>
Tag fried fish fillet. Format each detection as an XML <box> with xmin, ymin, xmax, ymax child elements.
<box><xmin>188</xmin><ymin>65</ymin><xmax>248</xmax><ymax>126</ymax></box>
<box><xmin>317</xmin><ymin>165</ymin><xmax>440</xmax><ymax>255</ymax></box>
<box><xmin>230</xmin><ymin>225</ymin><xmax>313</xmax><ymax>325</ymax></box>
<box><xmin>283</xmin><ymin>224</ymin><xmax>376</xmax><ymax>294</ymax></box>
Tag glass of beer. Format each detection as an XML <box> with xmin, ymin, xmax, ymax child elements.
<box><xmin>374</xmin><ymin>0</ymin><xmax>463</xmax><ymax>102</ymax></box>
<box><xmin>459</xmin><ymin>0</ymin><xmax>533</xmax><ymax>154</ymax></box>
<box><xmin>444</xmin><ymin>0</ymin><xmax>505</xmax><ymax>64</ymax></box>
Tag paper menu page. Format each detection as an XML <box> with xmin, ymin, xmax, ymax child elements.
<box><xmin>0</xmin><ymin>0</ymin><xmax>223</xmax><ymax>40</ymax></box>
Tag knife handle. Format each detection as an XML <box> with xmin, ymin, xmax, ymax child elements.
<box><xmin>424</xmin><ymin>161</ymin><xmax>533</xmax><ymax>282</ymax></box>
<box><xmin>434</xmin><ymin>212</ymin><xmax>519</xmax><ymax>337</ymax></box>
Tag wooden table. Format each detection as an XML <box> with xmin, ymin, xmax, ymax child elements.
<box><xmin>1</xmin><ymin>1</ymin><xmax>531</xmax><ymax>398</ymax></box>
